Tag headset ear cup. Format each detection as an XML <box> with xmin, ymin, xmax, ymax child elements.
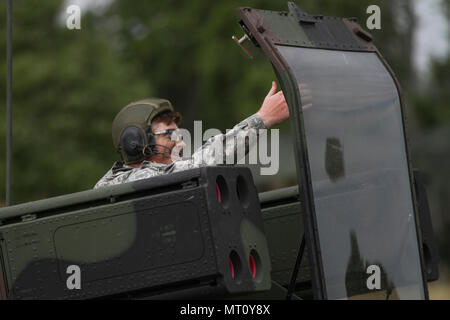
<box><xmin>120</xmin><ymin>126</ymin><xmax>147</xmax><ymax>162</ymax></box>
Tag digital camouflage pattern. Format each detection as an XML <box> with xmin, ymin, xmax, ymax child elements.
<box><xmin>94</xmin><ymin>113</ymin><xmax>266</xmax><ymax>188</ymax></box>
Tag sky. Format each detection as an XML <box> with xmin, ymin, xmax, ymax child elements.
<box><xmin>65</xmin><ymin>0</ymin><xmax>449</xmax><ymax>74</ymax></box>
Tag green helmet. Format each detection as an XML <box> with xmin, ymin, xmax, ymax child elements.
<box><xmin>112</xmin><ymin>98</ymin><xmax>174</xmax><ymax>164</ymax></box>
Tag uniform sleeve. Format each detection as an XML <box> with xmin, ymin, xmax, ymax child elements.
<box><xmin>168</xmin><ymin>113</ymin><xmax>267</xmax><ymax>173</ymax></box>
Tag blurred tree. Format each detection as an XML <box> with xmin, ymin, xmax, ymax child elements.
<box><xmin>98</xmin><ymin>0</ymin><xmax>418</xmax><ymax>129</ymax></box>
<box><xmin>0</xmin><ymin>0</ymin><xmax>152</xmax><ymax>203</ymax></box>
<box><xmin>409</xmin><ymin>0</ymin><xmax>450</xmax><ymax>269</ymax></box>
<box><xmin>413</xmin><ymin>56</ymin><xmax>450</xmax><ymax>128</ymax></box>
<box><xmin>412</xmin><ymin>0</ymin><xmax>450</xmax><ymax>129</ymax></box>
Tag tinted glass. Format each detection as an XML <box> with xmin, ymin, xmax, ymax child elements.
<box><xmin>277</xmin><ymin>46</ymin><xmax>425</xmax><ymax>299</ymax></box>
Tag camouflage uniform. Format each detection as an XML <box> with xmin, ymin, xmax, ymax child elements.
<box><xmin>94</xmin><ymin>113</ymin><xmax>266</xmax><ymax>188</ymax></box>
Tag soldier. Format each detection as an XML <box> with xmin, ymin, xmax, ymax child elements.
<box><xmin>94</xmin><ymin>81</ymin><xmax>290</xmax><ymax>188</ymax></box>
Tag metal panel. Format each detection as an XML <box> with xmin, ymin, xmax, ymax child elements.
<box><xmin>237</xmin><ymin>2</ymin><xmax>429</xmax><ymax>299</ymax></box>
<box><xmin>0</xmin><ymin>167</ymin><xmax>271</xmax><ymax>299</ymax></box>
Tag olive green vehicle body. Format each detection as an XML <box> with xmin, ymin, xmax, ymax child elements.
<box><xmin>0</xmin><ymin>3</ymin><xmax>437</xmax><ymax>300</ymax></box>
<box><xmin>0</xmin><ymin>167</ymin><xmax>272</xmax><ymax>299</ymax></box>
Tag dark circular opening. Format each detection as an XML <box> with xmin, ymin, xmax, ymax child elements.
<box><xmin>249</xmin><ymin>249</ymin><xmax>263</xmax><ymax>283</ymax></box>
<box><xmin>229</xmin><ymin>250</ymin><xmax>242</xmax><ymax>282</ymax></box>
<box><xmin>236</xmin><ymin>175</ymin><xmax>250</xmax><ymax>209</ymax></box>
<box><xmin>216</xmin><ymin>175</ymin><xmax>229</xmax><ymax>207</ymax></box>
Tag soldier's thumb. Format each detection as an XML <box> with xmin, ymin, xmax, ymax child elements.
<box><xmin>266</xmin><ymin>81</ymin><xmax>277</xmax><ymax>97</ymax></box>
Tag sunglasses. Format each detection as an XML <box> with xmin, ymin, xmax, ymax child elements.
<box><xmin>153</xmin><ymin>128</ymin><xmax>182</xmax><ymax>141</ymax></box>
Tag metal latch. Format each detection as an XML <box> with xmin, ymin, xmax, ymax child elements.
<box><xmin>232</xmin><ymin>34</ymin><xmax>253</xmax><ymax>59</ymax></box>
<box><xmin>21</xmin><ymin>214</ymin><xmax>37</xmax><ymax>222</ymax></box>
<box><xmin>353</xmin><ymin>26</ymin><xmax>373</xmax><ymax>42</ymax></box>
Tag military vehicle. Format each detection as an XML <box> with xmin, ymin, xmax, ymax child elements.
<box><xmin>0</xmin><ymin>2</ymin><xmax>439</xmax><ymax>300</ymax></box>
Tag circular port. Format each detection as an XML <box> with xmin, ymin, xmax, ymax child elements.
<box><xmin>236</xmin><ymin>175</ymin><xmax>250</xmax><ymax>209</ymax></box>
<box><xmin>216</xmin><ymin>175</ymin><xmax>229</xmax><ymax>207</ymax></box>
<box><xmin>229</xmin><ymin>250</ymin><xmax>242</xmax><ymax>282</ymax></box>
<box><xmin>249</xmin><ymin>249</ymin><xmax>263</xmax><ymax>283</ymax></box>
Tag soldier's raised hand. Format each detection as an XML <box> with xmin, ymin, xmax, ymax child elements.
<box><xmin>257</xmin><ymin>81</ymin><xmax>290</xmax><ymax>128</ymax></box>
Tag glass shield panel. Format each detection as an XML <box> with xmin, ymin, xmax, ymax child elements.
<box><xmin>277</xmin><ymin>46</ymin><xmax>425</xmax><ymax>299</ymax></box>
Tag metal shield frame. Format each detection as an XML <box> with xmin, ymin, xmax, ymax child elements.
<box><xmin>237</xmin><ymin>2</ymin><xmax>428</xmax><ymax>299</ymax></box>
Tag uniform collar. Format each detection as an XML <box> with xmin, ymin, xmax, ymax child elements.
<box><xmin>111</xmin><ymin>160</ymin><xmax>168</xmax><ymax>174</ymax></box>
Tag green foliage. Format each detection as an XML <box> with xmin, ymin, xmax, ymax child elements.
<box><xmin>411</xmin><ymin>0</ymin><xmax>449</xmax><ymax>129</ymax></box>
<box><xmin>412</xmin><ymin>0</ymin><xmax>449</xmax><ymax>129</ymax></box>
<box><xmin>98</xmin><ymin>0</ymin><xmax>286</xmax><ymax>130</ymax></box>
<box><xmin>98</xmin><ymin>0</ymin><xmax>417</xmax><ymax>128</ymax></box>
<box><xmin>410</xmin><ymin>0</ymin><xmax>450</xmax><ymax>269</ymax></box>
<box><xmin>413</xmin><ymin>56</ymin><xmax>450</xmax><ymax>129</ymax></box>
<box><xmin>0</xmin><ymin>0</ymin><xmax>152</xmax><ymax>203</ymax></box>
